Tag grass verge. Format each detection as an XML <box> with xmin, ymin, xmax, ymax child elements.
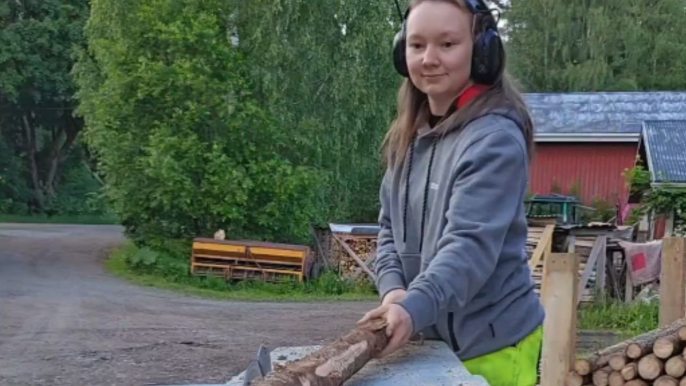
<box><xmin>106</xmin><ymin>243</ymin><xmax>378</xmax><ymax>302</ymax></box>
<box><xmin>578</xmin><ymin>297</ymin><xmax>659</xmax><ymax>337</ymax></box>
<box><xmin>0</xmin><ymin>214</ymin><xmax>119</xmax><ymax>225</ymax></box>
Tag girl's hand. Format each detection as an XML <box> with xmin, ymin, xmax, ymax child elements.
<box><xmin>357</xmin><ymin>303</ymin><xmax>413</xmax><ymax>358</ymax></box>
<box><xmin>381</xmin><ymin>289</ymin><xmax>407</xmax><ymax>306</ymax></box>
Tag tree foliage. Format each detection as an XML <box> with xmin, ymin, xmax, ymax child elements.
<box><xmin>0</xmin><ymin>0</ymin><xmax>101</xmax><ymax>215</ymax></box>
<box><xmin>505</xmin><ymin>0</ymin><xmax>686</xmax><ymax>92</ymax></box>
<box><xmin>74</xmin><ymin>0</ymin><xmax>324</xmax><ymax>246</ymax></box>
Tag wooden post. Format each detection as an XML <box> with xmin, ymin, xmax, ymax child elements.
<box><xmin>660</xmin><ymin>237</ymin><xmax>686</xmax><ymax>326</ymax></box>
<box><xmin>596</xmin><ymin>247</ymin><xmax>607</xmax><ymax>300</ymax></box>
<box><xmin>541</xmin><ymin>253</ymin><xmax>579</xmax><ymax>386</ymax></box>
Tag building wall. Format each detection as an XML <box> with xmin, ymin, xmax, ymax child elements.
<box><xmin>529</xmin><ymin>142</ymin><xmax>639</xmax><ymax>205</ymax></box>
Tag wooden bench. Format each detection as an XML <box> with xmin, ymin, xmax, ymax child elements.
<box><xmin>191</xmin><ymin>238</ymin><xmax>310</xmax><ymax>282</ymax></box>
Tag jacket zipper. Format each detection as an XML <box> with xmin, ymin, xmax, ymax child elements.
<box><xmin>447</xmin><ymin>312</ymin><xmax>460</xmax><ymax>352</ymax></box>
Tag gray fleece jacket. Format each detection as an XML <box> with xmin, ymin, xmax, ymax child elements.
<box><xmin>375</xmin><ymin>107</ymin><xmax>545</xmax><ymax>360</ymax></box>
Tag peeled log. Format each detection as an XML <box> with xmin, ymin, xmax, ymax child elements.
<box><xmin>251</xmin><ymin>318</ymin><xmax>389</xmax><ymax>386</ymax></box>
<box><xmin>638</xmin><ymin>354</ymin><xmax>664</xmax><ymax>381</ymax></box>
<box><xmin>608</xmin><ymin>371</ymin><xmax>624</xmax><ymax>386</ymax></box>
<box><xmin>593</xmin><ymin>366</ymin><xmax>612</xmax><ymax>386</ymax></box>
<box><xmin>625</xmin><ymin>319</ymin><xmax>686</xmax><ymax>360</ymax></box>
<box><xmin>665</xmin><ymin>356</ymin><xmax>686</xmax><ymax>378</ymax></box>
<box><xmin>654</xmin><ymin>375</ymin><xmax>679</xmax><ymax>386</ymax></box>
<box><xmin>621</xmin><ymin>363</ymin><xmax>638</xmax><ymax>381</ymax></box>
<box><xmin>609</xmin><ymin>355</ymin><xmax>627</xmax><ymax>371</ymax></box>
<box><xmin>655</xmin><ymin>335</ymin><xmax>682</xmax><ymax>359</ymax></box>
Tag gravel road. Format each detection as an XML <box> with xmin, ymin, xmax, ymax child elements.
<box><xmin>0</xmin><ymin>223</ymin><xmax>376</xmax><ymax>386</ymax></box>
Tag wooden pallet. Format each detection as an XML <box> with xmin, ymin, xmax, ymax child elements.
<box><xmin>190</xmin><ymin>238</ymin><xmax>310</xmax><ymax>282</ymax></box>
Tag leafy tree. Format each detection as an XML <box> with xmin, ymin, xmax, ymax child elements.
<box><xmin>74</xmin><ymin>0</ymin><xmax>321</xmax><ymax>246</ymax></box>
<box><xmin>0</xmin><ymin>0</ymin><xmax>94</xmax><ymax>213</ymax></box>
<box><xmin>505</xmin><ymin>0</ymin><xmax>686</xmax><ymax>92</ymax></box>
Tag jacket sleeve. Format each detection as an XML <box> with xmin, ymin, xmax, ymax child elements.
<box><xmin>397</xmin><ymin>127</ymin><xmax>528</xmax><ymax>334</ymax></box>
<box><xmin>375</xmin><ymin>167</ymin><xmax>406</xmax><ymax>300</ymax></box>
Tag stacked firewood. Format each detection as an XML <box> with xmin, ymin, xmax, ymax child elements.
<box><xmin>568</xmin><ymin>319</ymin><xmax>686</xmax><ymax>386</ymax></box>
<box><xmin>332</xmin><ymin>235</ymin><xmax>377</xmax><ymax>279</ymax></box>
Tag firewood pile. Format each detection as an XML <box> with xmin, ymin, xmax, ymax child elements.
<box><xmin>332</xmin><ymin>234</ymin><xmax>377</xmax><ymax>281</ymax></box>
<box><xmin>568</xmin><ymin>318</ymin><xmax>686</xmax><ymax>386</ymax></box>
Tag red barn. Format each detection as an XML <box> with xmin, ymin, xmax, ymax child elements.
<box><xmin>526</xmin><ymin>91</ymin><xmax>686</xmax><ymax>220</ymax></box>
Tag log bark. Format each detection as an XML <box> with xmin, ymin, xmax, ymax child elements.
<box><xmin>666</xmin><ymin>355</ymin><xmax>686</xmax><ymax>378</ymax></box>
<box><xmin>625</xmin><ymin>319</ymin><xmax>686</xmax><ymax>359</ymax></box>
<box><xmin>621</xmin><ymin>363</ymin><xmax>638</xmax><ymax>381</ymax></box>
<box><xmin>654</xmin><ymin>375</ymin><xmax>679</xmax><ymax>386</ymax></box>
<box><xmin>608</xmin><ymin>371</ymin><xmax>624</xmax><ymax>386</ymax></box>
<box><xmin>638</xmin><ymin>354</ymin><xmax>664</xmax><ymax>381</ymax></box>
<box><xmin>593</xmin><ymin>366</ymin><xmax>612</xmax><ymax>386</ymax></box>
<box><xmin>251</xmin><ymin>318</ymin><xmax>388</xmax><ymax>386</ymax></box>
<box><xmin>609</xmin><ymin>355</ymin><xmax>627</xmax><ymax>371</ymax></box>
<box><xmin>655</xmin><ymin>335</ymin><xmax>683</xmax><ymax>359</ymax></box>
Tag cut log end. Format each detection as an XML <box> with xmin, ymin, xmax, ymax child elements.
<box><xmin>565</xmin><ymin>371</ymin><xmax>587</xmax><ymax>386</ymax></box>
<box><xmin>592</xmin><ymin>366</ymin><xmax>612</xmax><ymax>386</ymax></box>
<box><xmin>655</xmin><ymin>335</ymin><xmax>682</xmax><ymax>359</ymax></box>
<box><xmin>626</xmin><ymin>343</ymin><xmax>647</xmax><ymax>359</ymax></box>
<box><xmin>654</xmin><ymin>375</ymin><xmax>679</xmax><ymax>386</ymax></box>
<box><xmin>575</xmin><ymin>359</ymin><xmax>593</xmax><ymax>376</ymax></box>
<box><xmin>608</xmin><ymin>371</ymin><xmax>624</xmax><ymax>386</ymax></box>
<box><xmin>621</xmin><ymin>362</ymin><xmax>638</xmax><ymax>381</ymax></box>
<box><xmin>609</xmin><ymin>355</ymin><xmax>627</xmax><ymax>371</ymax></box>
<box><xmin>625</xmin><ymin>380</ymin><xmax>648</xmax><ymax>386</ymax></box>
<box><xmin>665</xmin><ymin>355</ymin><xmax>686</xmax><ymax>378</ymax></box>
<box><xmin>638</xmin><ymin>354</ymin><xmax>664</xmax><ymax>381</ymax></box>
<box><xmin>678</xmin><ymin>326</ymin><xmax>686</xmax><ymax>341</ymax></box>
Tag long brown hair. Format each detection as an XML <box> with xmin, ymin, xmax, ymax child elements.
<box><xmin>382</xmin><ymin>0</ymin><xmax>534</xmax><ymax>167</ymax></box>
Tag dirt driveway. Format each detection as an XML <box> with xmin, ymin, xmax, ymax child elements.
<box><xmin>0</xmin><ymin>223</ymin><xmax>377</xmax><ymax>386</ymax></box>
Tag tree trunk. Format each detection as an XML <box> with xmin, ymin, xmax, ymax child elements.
<box><xmin>626</xmin><ymin>319</ymin><xmax>686</xmax><ymax>359</ymax></box>
<box><xmin>575</xmin><ymin>341</ymin><xmax>631</xmax><ymax>376</ymax></box>
<box><xmin>251</xmin><ymin>318</ymin><xmax>389</xmax><ymax>386</ymax></box>
<box><xmin>23</xmin><ymin>114</ymin><xmax>45</xmax><ymax>210</ymax></box>
<box><xmin>44</xmin><ymin>113</ymin><xmax>81</xmax><ymax>198</ymax></box>
<box><xmin>655</xmin><ymin>335</ymin><xmax>683</xmax><ymax>359</ymax></box>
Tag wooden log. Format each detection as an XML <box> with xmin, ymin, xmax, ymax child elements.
<box><xmin>625</xmin><ymin>319</ymin><xmax>686</xmax><ymax>360</ymax></box>
<box><xmin>609</xmin><ymin>355</ymin><xmax>627</xmax><ymax>371</ymax></box>
<box><xmin>624</xmin><ymin>380</ymin><xmax>647</xmax><ymax>386</ymax></box>
<box><xmin>332</xmin><ymin>235</ymin><xmax>376</xmax><ymax>281</ymax></box>
<box><xmin>680</xmin><ymin>377</ymin><xmax>686</xmax><ymax>386</ymax></box>
<box><xmin>679</xmin><ymin>326</ymin><xmax>686</xmax><ymax>341</ymax></box>
<box><xmin>576</xmin><ymin>344</ymin><xmax>631</xmax><ymax>375</ymax></box>
<box><xmin>566</xmin><ymin>371</ymin><xmax>589</xmax><ymax>386</ymax></box>
<box><xmin>656</xmin><ymin>335</ymin><xmax>683</xmax><ymax>359</ymax></box>
<box><xmin>608</xmin><ymin>371</ymin><xmax>624</xmax><ymax>386</ymax></box>
<box><xmin>251</xmin><ymin>318</ymin><xmax>389</xmax><ymax>386</ymax></box>
<box><xmin>621</xmin><ymin>362</ymin><xmax>638</xmax><ymax>381</ymax></box>
<box><xmin>666</xmin><ymin>356</ymin><xmax>686</xmax><ymax>378</ymax></box>
<box><xmin>655</xmin><ymin>375</ymin><xmax>679</xmax><ymax>386</ymax></box>
<box><xmin>638</xmin><ymin>354</ymin><xmax>664</xmax><ymax>381</ymax></box>
<box><xmin>593</xmin><ymin>366</ymin><xmax>611</xmax><ymax>386</ymax></box>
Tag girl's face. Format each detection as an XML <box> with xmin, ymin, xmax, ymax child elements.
<box><xmin>405</xmin><ymin>1</ymin><xmax>474</xmax><ymax>111</ymax></box>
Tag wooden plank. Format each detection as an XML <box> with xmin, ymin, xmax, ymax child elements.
<box><xmin>193</xmin><ymin>253</ymin><xmax>303</xmax><ymax>266</ymax></box>
<box><xmin>332</xmin><ymin>234</ymin><xmax>376</xmax><ymax>281</ymax></box>
<box><xmin>249</xmin><ymin>247</ymin><xmax>307</xmax><ymax>259</ymax></box>
<box><xmin>193</xmin><ymin>242</ymin><xmax>245</xmax><ymax>254</ymax></box>
<box><xmin>596</xmin><ymin>248</ymin><xmax>607</xmax><ymax>300</ymax></box>
<box><xmin>577</xmin><ymin>236</ymin><xmax>606</xmax><ymax>304</ymax></box>
<box><xmin>660</xmin><ymin>237</ymin><xmax>686</xmax><ymax>326</ymax></box>
<box><xmin>529</xmin><ymin>224</ymin><xmax>555</xmax><ymax>270</ymax></box>
<box><xmin>540</xmin><ymin>253</ymin><xmax>579</xmax><ymax>386</ymax></box>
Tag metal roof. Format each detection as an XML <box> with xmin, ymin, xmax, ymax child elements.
<box><xmin>526</xmin><ymin>92</ymin><xmax>686</xmax><ymax>134</ymax></box>
<box><xmin>642</xmin><ymin>120</ymin><xmax>686</xmax><ymax>183</ymax></box>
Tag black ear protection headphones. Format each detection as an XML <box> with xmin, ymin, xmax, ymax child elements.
<box><xmin>392</xmin><ymin>0</ymin><xmax>504</xmax><ymax>85</ymax></box>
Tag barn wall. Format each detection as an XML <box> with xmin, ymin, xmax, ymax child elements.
<box><xmin>529</xmin><ymin>142</ymin><xmax>639</xmax><ymax>205</ymax></box>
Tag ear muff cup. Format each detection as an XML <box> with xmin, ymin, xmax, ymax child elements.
<box><xmin>393</xmin><ymin>29</ymin><xmax>409</xmax><ymax>78</ymax></box>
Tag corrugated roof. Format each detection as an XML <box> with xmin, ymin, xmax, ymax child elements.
<box><xmin>526</xmin><ymin>92</ymin><xmax>686</xmax><ymax>134</ymax></box>
<box><xmin>643</xmin><ymin>120</ymin><xmax>686</xmax><ymax>183</ymax></box>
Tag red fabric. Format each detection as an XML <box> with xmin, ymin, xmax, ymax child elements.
<box><xmin>633</xmin><ymin>253</ymin><xmax>647</xmax><ymax>270</ymax></box>
<box><xmin>457</xmin><ymin>84</ymin><xmax>489</xmax><ymax>108</ymax></box>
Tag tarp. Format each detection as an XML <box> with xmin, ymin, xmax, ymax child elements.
<box><xmin>619</xmin><ymin>240</ymin><xmax>663</xmax><ymax>286</ymax></box>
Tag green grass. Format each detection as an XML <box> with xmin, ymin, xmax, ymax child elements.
<box><xmin>0</xmin><ymin>214</ymin><xmax>119</xmax><ymax>225</ymax></box>
<box><xmin>106</xmin><ymin>243</ymin><xmax>378</xmax><ymax>302</ymax></box>
<box><xmin>578</xmin><ymin>298</ymin><xmax>659</xmax><ymax>337</ymax></box>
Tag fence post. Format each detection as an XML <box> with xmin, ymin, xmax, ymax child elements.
<box><xmin>540</xmin><ymin>253</ymin><xmax>579</xmax><ymax>386</ymax></box>
<box><xmin>660</xmin><ymin>237</ymin><xmax>686</xmax><ymax>326</ymax></box>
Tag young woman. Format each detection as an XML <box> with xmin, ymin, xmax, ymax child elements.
<box><xmin>358</xmin><ymin>0</ymin><xmax>545</xmax><ymax>385</ymax></box>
